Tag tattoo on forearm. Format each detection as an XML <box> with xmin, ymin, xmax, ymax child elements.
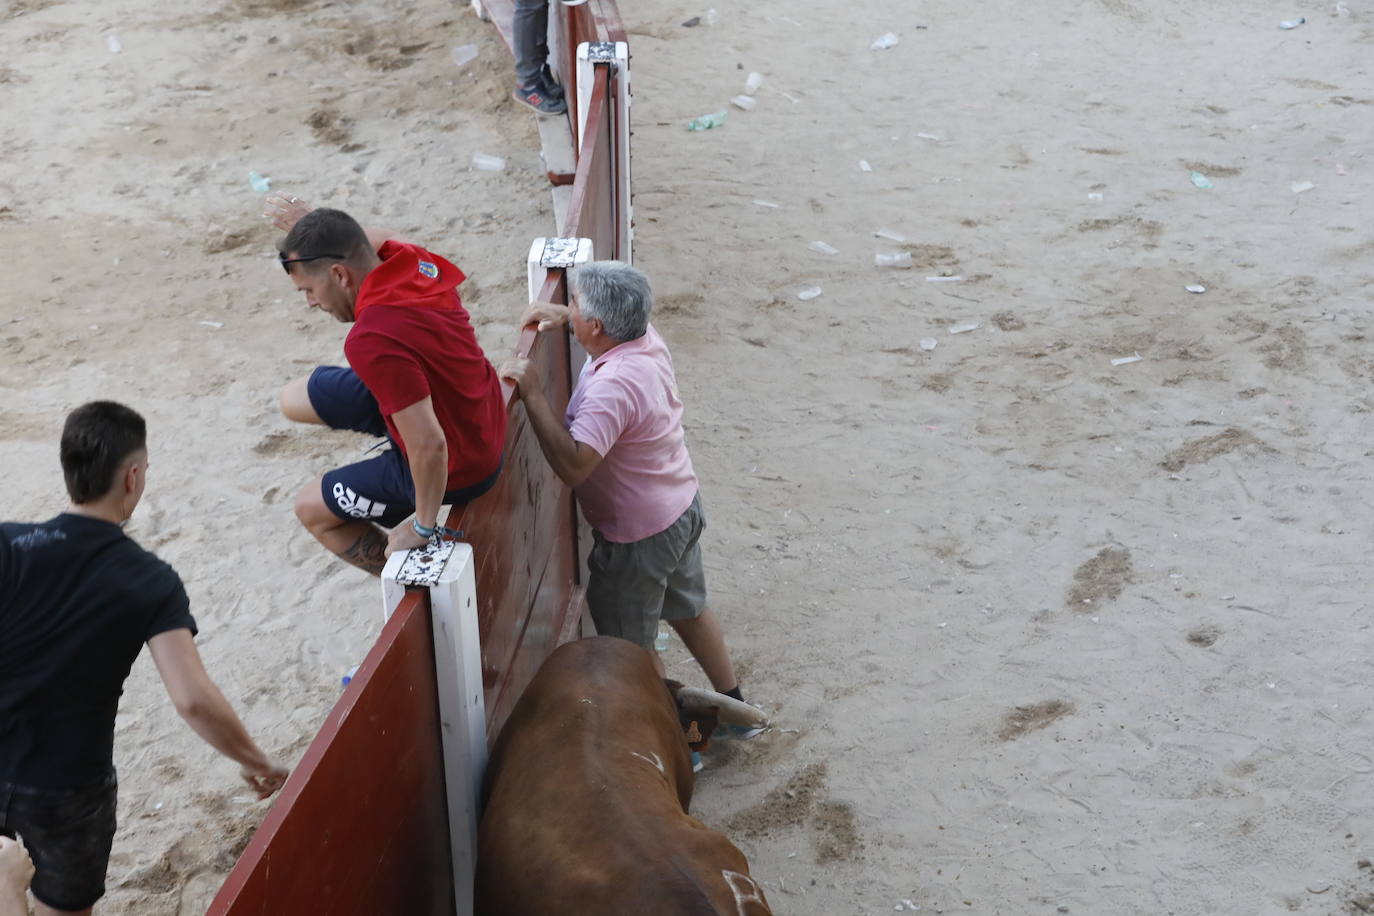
<box><xmin>340</xmin><ymin>526</ymin><xmax>388</xmax><ymax>575</ymax></box>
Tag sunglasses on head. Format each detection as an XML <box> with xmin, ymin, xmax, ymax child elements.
<box><xmin>279</xmin><ymin>251</ymin><xmax>347</xmax><ymax>274</ymax></box>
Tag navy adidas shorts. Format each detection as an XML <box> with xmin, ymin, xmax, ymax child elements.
<box><xmin>308</xmin><ymin>366</ymin><xmax>501</xmax><ymax>528</ymax></box>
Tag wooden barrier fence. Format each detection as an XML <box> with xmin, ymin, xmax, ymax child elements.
<box><xmin>207</xmin><ymin>1</ymin><xmax>630</xmax><ymax>912</ymax></box>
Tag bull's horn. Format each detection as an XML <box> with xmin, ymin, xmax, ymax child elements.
<box><xmin>677</xmin><ymin>687</ymin><xmax>769</xmax><ymax>728</ymax></box>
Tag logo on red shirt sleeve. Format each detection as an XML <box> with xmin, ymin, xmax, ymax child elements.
<box><xmin>417</xmin><ymin>261</ymin><xmax>439</xmax><ymax>279</ymax></box>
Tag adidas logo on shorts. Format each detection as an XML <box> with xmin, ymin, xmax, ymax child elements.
<box><xmin>333</xmin><ymin>482</ymin><xmax>387</xmax><ymax>520</ymax></box>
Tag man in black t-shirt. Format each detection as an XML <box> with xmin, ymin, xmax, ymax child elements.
<box><xmin>0</xmin><ymin>402</ymin><xmax>288</xmax><ymax>916</ymax></box>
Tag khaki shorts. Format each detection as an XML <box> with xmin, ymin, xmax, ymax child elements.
<box><xmin>586</xmin><ymin>492</ymin><xmax>707</xmax><ymax>651</ymax></box>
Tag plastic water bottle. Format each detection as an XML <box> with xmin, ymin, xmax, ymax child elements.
<box><xmin>744</xmin><ymin>72</ymin><xmax>764</xmax><ymax>94</ymax></box>
<box><xmin>341</xmin><ymin>665</ymin><xmax>360</xmax><ymax>687</ymax></box>
<box><xmin>686</xmin><ymin>110</ymin><xmax>728</xmax><ymax>131</ymax></box>
<box><xmin>471</xmin><ymin>152</ymin><xmax>506</xmax><ymax>171</ymax></box>
<box><xmin>654</xmin><ymin>624</ymin><xmax>670</xmax><ymax>653</ymax></box>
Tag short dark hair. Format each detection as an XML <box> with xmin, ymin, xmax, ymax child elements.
<box><xmin>278</xmin><ymin>208</ymin><xmax>371</xmax><ymax>269</ymax></box>
<box><xmin>60</xmin><ymin>401</ymin><xmax>147</xmax><ymax>504</ymax></box>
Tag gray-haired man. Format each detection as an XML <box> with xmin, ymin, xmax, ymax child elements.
<box><xmin>498</xmin><ymin>262</ymin><xmax>756</xmax><ymax>721</ymax></box>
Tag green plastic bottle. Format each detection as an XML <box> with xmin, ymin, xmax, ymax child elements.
<box><xmin>687</xmin><ymin>110</ymin><xmax>728</xmax><ymax>131</ymax></box>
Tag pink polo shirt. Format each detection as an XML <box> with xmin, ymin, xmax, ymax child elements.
<box><xmin>567</xmin><ymin>324</ymin><xmax>699</xmax><ymax>543</ymax></box>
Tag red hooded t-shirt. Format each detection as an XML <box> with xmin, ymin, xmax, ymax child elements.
<box><xmin>344</xmin><ymin>241</ymin><xmax>506</xmax><ymax>490</ymax></box>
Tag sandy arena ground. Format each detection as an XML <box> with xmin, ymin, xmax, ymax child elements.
<box><xmin>4</xmin><ymin>0</ymin><xmax>1374</xmax><ymax>913</ymax></box>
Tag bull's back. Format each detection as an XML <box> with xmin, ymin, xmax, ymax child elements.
<box><xmin>476</xmin><ymin>638</ymin><xmax>771</xmax><ymax>914</ymax></box>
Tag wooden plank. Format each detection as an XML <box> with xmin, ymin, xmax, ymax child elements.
<box><xmin>208</xmin><ymin>594</ymin><xmax>454</xmax><ymax>915</ymax></box>
<box><xmin>537</xmin><ymin>113</ymin><xmax>577</xmax><ymax>185</ymax></box>
<box><xmin>441</xmin><ymin>270</ymin><xmax>577</xmax><ymax>739</ymax></box>
<box><xmin>551</xmin><ymin>183</ymin><xmax>574</xmax><ymax>229</ymax></box>
<box><xmin>561</xmin><ymin>73</ymin><xmax>617</xmax><ymax>259</ymax></box>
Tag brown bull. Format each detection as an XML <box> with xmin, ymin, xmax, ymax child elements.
<box><xmin>476</xmin><ymin>636</ymin><xmax>773</xmax><ymax>915</ymax></box>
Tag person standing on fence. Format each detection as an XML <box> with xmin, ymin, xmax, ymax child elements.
<box><xmin>512</xmin><ymin>0</ymin><xmax>585</xmax><ymax>116</ymax></box>
<box><xmin>267</xmin><ymin>196</ymin><xmax>507</xmax><ymax>572</ymax></box>
<box><xmin>0</xmin><ymin>401</ymin><xmax>288</xmax><ymax>916</ymax></box>
<box><xmin>498</xmin><ymin>262</ymin><xmax>761</xmax><ymax>733</ymax></box>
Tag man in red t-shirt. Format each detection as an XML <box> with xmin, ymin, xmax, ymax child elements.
<box><xmin>270</xmin><ymin>201</ymin><xmax>506</xmax><ymax>573</ymax></box>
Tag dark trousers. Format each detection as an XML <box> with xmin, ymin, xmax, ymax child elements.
<box><xmin>513</xmin><ymin>0</ymin><xmax>550</xmax><ymax>86</ymax></box>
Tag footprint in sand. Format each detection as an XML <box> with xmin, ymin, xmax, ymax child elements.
<box><xmin>726</xmin><ymin>762</ymin><xmax>863</xmax><ymax>864</ymax></box>
<box><xmin>1067</xmin><ymin>546</ymin><xmax>1133</xmax><ymax>609</ymax></box>
<box><xmin>996</xmin><ymin>700</ymin><xmax>1074</xmax><ymax>741</ymax></box>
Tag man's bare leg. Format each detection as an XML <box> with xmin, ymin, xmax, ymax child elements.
<box><xmin>294</xmin><ymin>480</ymin><xmax>388</xmax><ymax>575</ymax></box>
<box><xmin>0</xmin><ymin>836</ymin><xmax>35</xmax><ymax>916</ymax></box>
<box><xmin>667</xmin><ymin>607</ymin><xmax>739</xmax><ymax>693</ymax></box>
<box><xmin>280</xmin><ymin>376</ymin><xmax>324</xmax><ymax>425</ymax></box>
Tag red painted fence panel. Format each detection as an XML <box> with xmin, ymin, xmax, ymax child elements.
<box><xmin>207</xmin><ymin>593</ymin><xmax>453</xmax><ymax>915</ymax></box>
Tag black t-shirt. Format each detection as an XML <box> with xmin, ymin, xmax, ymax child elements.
<box><xmin>0</xmin><ymin>513</ymin><xmax>197</xmax><ymax>788</ymax></box>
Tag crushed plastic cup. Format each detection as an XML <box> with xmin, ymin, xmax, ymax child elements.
<box><xmin>1290</xmin><ymin>180</ymin><xmax>1315</xmax><ymax>193</ymax></box>
<box><xmin>471</xmin><ymin>152</ymin><xmax>506</xmax><ymax>171</ymax></box>
<box><xmin>949</xmin><ymin>322</ymin><xmax>979</xmax><ymax>334</ymax></box>
<box><xmin>1185</xmin><ymin>284</ymin><xmax>1206</xmax><ymax>294</ymax></box>
<box><xmin>1279</xmin><ymin>16</ymin><xmax>1306</xmax><ymax>28</ymax></box>
<box><xmin>1189</xmin><ymin>171</ymin><xmax>1214</xmax><ymax>189</ymax></box>
<box><xmin>730</xmin><ymin>95</ymin><xmax>757</xmax><ymax>111</ymax></box>
<box><xmin>106</xmin><ymin>34</ymin><xmax>122</xmax><ymax>53</ymax></box>
<box><xmin>870</xmin><ymin>32</ymin><xmax>899</xmax><ymax>50</ymax></box>
<box><xmin>752</xmin><ymin>199</ymin><xmax>780</xmax><ymax>208</ymax></box>
<box><xmin>1111</xmin><ymin>353</ymin><xmax>1143</xmax><ymax>366</ymax></box>
<box><xmin>687</xmin><ymin>110</ymin><xmax>728</xmax><ymax>131</ymax></box>
<box><xmin>451</xmin><ymin>44</ymin><xmax>478</xmax><ymax>67</ymax></box>
<box><xmin>705</xmin><ymin>8</ymin><xmax>719</xmax><ymax>25</ymax></box>
<box><xmin>875</xmin><ymin>228</ymin><xmax>906</xmax><ymax>243</ymax></box>
<box><xmin>919</xmin><ymin>338</ymin><xmax>938</xmax><ymax>351</ymax></box>
<box><xmin>744</xmin><ymin>72</ymin><xmax>764</xmax><ymax>94</ymax></box>
<box><xmin>1088</xmin><ymin>192</ymin><xmax>1105</xmax><ymax>201</ymax></box>
<box><xmin>797</xmin><ymin>287</ymin><xmax>822</xmax><ymax>301</ymax></box>
<box><xmin>858</xmin><ymin>159</ymin><xmax>873</xmax><ymax>172</ymax></box>
<box><xmin>808</xmin><ymin>240</ymin><xmax>839</xmax><ymax>256</ymax></box>
<box><xmin>248</xmin><ymin>171</ymin><xmax>271</xmax><ymax>193</ymax></box>
<box><xmin>875</xmin><ymin>251</ymin><xmax>912</xmax><ymax>268</ymax></box>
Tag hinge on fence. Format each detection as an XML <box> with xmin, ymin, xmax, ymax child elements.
<box><xmin>395</xmin><ymin>538</ymin><xmax>457</xmax><ymax>587</ymax></box>
<box><xmin>539</xmin><ymin>237</ymin><xmax>585</xmax><ymax>268</ymax></box>
<box><xmin>585</xmin><ymin>41</ymin><xmax>618</xmax><ymax>65</ymax></box>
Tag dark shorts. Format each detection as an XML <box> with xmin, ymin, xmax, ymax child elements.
<box><xmin>0</xmin><ymin>772</ymin><xmax>118</xmax><ymax>912</ymax></box>
<box><xmin>586</xmin><ymin>492</ymin><xmax>708</xmax><ymax>651</ymax></box>
<box><xmin>308</xmin><ymin>366</ymin><xmax>501</xmax><ymax>528</ymax></box>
